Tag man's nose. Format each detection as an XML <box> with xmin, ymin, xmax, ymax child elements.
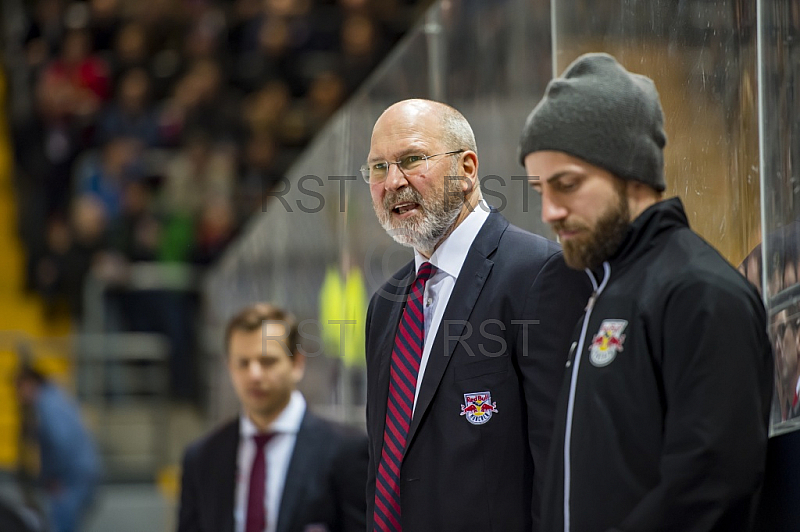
<box><xmin>540</xmin><ymin>193</ymin><xmax>568</xmax><ymax>224</ymax></box>
<box><xmin>383</xmin><ymin>163</ymin><xmax>409</xmax><ymax>191</ymax></box>
<box><xmin>247</xmin><ymin>361</ymin><xmax>263</xmax><ymax>378</ymax></box>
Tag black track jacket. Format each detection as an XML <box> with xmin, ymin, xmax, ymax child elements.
<box><xmin>541</xmin><ymin>197</ymin><xmax>773</xmax><ymax>532</ymax></box>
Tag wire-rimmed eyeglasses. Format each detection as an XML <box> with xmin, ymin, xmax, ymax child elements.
<box><xmin>361</xmin><ymin>150</ymin><xmax>465</xmax><ymax>184</ymax></box>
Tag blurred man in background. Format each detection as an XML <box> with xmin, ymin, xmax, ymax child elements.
<box><xmin>178</xmin><ymin>303</ymin><xmax>368</xmax><ymax>532</ymax></box>
<box><xmin>16</xmin><ymin>362</ymin><xmax>100</xmax><ymax>532</ymax></box>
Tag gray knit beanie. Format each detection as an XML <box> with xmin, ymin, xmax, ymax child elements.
<box><xmin>518</xmin><ymin>52</ymin><xmax>667</xmax><ymax>191</ymax></box>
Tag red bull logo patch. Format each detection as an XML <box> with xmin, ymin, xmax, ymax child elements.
<box><xmin>460</xmin><ymin>391</ymin><xmax>498</xmax><ymax>425</ymax></box>
<box><xmin>590</xmin><ymin>319</ymin><xmax>628</xmax><ymax>367</ymax></box>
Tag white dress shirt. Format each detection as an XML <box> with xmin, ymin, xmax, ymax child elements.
<box><xmin>412</xmin><ymin>201</ymin><xmax>490</xmax><ymax>412</ymax></box>
<box><xmin>234</xmin><ymin>391</ymin><xmax>306</xmax><ymax>532</ymax></box>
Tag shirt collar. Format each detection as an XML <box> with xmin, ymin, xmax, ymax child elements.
<box><xmin>415</xmin><ymin>200</ymin><xmax>490</xmax><ymax>278</ymax></box>
<box><xmin>240</xmin><ymin>390</ymin><xmax>306</xmax><ymax>438</ymax></box>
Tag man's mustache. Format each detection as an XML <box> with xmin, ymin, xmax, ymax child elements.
<box><xmin>550</xmin><ymin>221</ymin><xmax>586</xmax><ymax>233</ymax></box>
<box><xmin>383</xmin><ymin>188</ymin><xmax>423</xmax><ymax>211</ymax></box>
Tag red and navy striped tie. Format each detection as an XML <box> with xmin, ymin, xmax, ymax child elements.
<box><xmin>373</xmin><ymin>261</ymin><xmax>434</xmax><ymax>532</ymax></box>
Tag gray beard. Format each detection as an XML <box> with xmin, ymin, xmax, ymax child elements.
<box><xmin>375</xmin><ymin>171</ymin><xmax>464</xmax><ymax>254</ymax></box>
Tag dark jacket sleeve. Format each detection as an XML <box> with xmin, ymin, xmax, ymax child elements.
<box><xmin>613</xmin><ymin>280</ymin><xmax>772</xmax><ymax>531</ymax></box>
<box><xmin>517</xmin><ymin>250</ymin><xmax>591</xmax><ymax>526</ymax></box>
<box><xmin>333</xmin><ymin>429</ymin><xmax>369</xmax><ymax>532</ymax></box>
<box><xmin>177</xmin><ymin>442</ymin><xmax>201</xmax><ymax>532</ymax></box>
<box><xmin>364</xmin><ymin>294</ymin><xmax>377</xmax><ymax>530</ymax></box>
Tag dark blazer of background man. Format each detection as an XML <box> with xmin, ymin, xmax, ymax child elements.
<box><xmin>363</xmin><ymin>99</ymin><xmax>590</xmax><ymax>531</ymax></box>
<box><xmin>178</xmin><ymin>303</ymin><xmax>368</xmax><ymax>532</ymax></box>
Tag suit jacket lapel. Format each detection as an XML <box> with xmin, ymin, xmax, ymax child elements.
<box><xmin>276</xmin><ymin>411</ymin><xmax>319</xmax><ymax>532</ymax></box>
<box><xmin>404</xmin><ymin>213</ymin><xmax>507</xmax><ymax>453</ymax></box>
<box><xmin>213</xmin><ymin>420</ymin><xmax>239</xmax><ymax>532</ymax></box>
<box><xmin>369</xmin><ymin>265</ymin><xmax>414</xmax><ymax>463</ymax></box>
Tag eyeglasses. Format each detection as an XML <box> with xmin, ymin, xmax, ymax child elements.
<box><xmin>361</xmin><ymin>150</ymin><xmax>465</xmax><ymax>183</ymax></box>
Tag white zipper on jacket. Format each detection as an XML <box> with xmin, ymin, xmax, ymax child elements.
<box><xmin>563</xmin><ymin>261</ymin><xmax>611</xmax><ymax>532</ymax></box>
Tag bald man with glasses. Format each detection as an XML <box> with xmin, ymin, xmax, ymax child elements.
<box><xmin>362</xmin><ymin>99</ymin><xmax>590</xmax><ymax>531</ymax></box>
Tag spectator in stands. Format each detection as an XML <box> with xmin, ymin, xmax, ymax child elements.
<box><xmin>773</xmin><ymin>308</ymin><xmax>799</xmax><ymax>421</ymax></box>
<box><xmin>87</xmin><ymin>0</ymin><xmax>122</xmax><ymax>54</ymax></box>
<box><xmin>182</xmin><ymin>0</ymin><xmax>227</xmax><ymax>64</ymax></box>
<box><xmin>162</xmin><ymin>130</ymin><xmax>235</xmax><ymax>220</ymax></box>
<box><xmin>109</xmin><ymin>178</ymin><xmax>163</xmax><ymax>263</ymax></box>
<box><xmin>159</xmin><ymin>59</ymin><xmax>242</xmax><ymax>145</ymax></box>
<box><xmin>304</xmin><ymin>69</ymin><xmax>346</xmax><ymax>131</ymax></box>
<box><xmin>193</xmin><ymin>197</ymin><xmax>239</xmax><ymax>265</ymax></box>
<box><xmin>111</xmin><ymin>21</ymin><xmax>181</xmax><ymax>99</ymax></box>
<box><xmin>227</xmin><ymin>0</ymin><xmax>265</xmax><ymax>54</ymax></box>
<box><xmin>96</xmin><ymin>67</ymin><xmax>161</xmax><ymax>147</ymax></box>
<box><xmin>15</xmin><ymin>362</ymin><xmax>100</xmax><ymax>532</ymax></box>
<box><xmin>182</xmin><ymin>59</ymin><xmax>243</xmax><ymax>142</ymax></box>
<box><xmin>242</xmin><ymin>80</ymin><xmax>292</xmax><ymax>138</ymax></box>
<box><xmin>739</xmin><ymin>225</ymin><xmax>800</xmax><ymax>423</ymax></box>
<box><xmin>227</xmin><ymin>0</ymin><xmax>268</xmax><ymax>92</ymax></box>
<box><xmin>13</xmin><ymin>72</ymin><xmax>84</xmax><ymax>290</ymax></box>
<box><xmin>178</xmin><ymin>302</ymin><xmax>368</xmax><ymax>532</ymax></box>
<box><xmin>53</xmin><ymin>194</ymin><xmax>111</xmax><ymax>318</ymax></box>
<box><xmin>253</xmin><ymin>16</ymin><xmax>302</xmax><ymax>94</ymax></box>
<box><xmin>76</xmin><ymin>136</ymin><xmax>144</xmax><ymax>221</ymax></box>
<box><xmin>42</xmin><ymin>28</ymin><xmax>111</xmax><ymax>120</ymax></box>
<box><xmin>339</xmin><ymin>13</ymin><xmax>384</xmax><ymax>91</ymax></box>
<box><xmin>32</xmin><ymin>195</ymin><xmax>108</xmax><ymax>321</ymax></box>
<box><xmin>35</xmin><ymin>215</ymin><xmax>73</xmax><ymax>318</ymax></box>
<box><xmin>238</xmin><ymin>130</ymin><xmax>284</xmax><ymax>216</ymax></box>
<box><xmin>23</xmin><ymin>0</ymin><xmax>66</xmax><ymax>76</ymax></box>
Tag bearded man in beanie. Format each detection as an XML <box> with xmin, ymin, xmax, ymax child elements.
<box><xmin>519</xmin><ymin>52</ymin><xmax>773</xmax><ymax>531</ymax></box>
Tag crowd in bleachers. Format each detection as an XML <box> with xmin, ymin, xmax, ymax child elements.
<box><xmin>10</xmin><ymin>0</ymin><xmax>424</xmax><ymax>323</ymax></box>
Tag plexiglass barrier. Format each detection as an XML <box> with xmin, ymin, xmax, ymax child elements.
<box><xmin>554</xmin><ymin>0</ymin><xmax>761</xmax><ymax>263</ymax></box>
<box><xmin>757</xmin><ymin>1</ymin><xmax>800</xmax><ymax>435</ymax></box>
<box><xmin>205</xmin><ymin>0</ymin><xmax>797</xmax><ymax>435</ymax></box>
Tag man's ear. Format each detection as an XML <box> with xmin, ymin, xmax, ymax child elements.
<box><xmin>290</xmin><ymin>349</ymin><xmax>306</xmax><ymax>383</ymax></box>
<box><xmin>626</xmin><ymin>179</ymin><xmax>661</xmax><ymax>221</ymax></box>
<box><xmin>461</xmin><ymin>151</ymin><xmax>479</xmax><ymax>192</ymax></box>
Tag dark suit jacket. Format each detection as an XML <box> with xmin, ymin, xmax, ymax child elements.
<box><xmin>365</xmin><ymin>212</ymin><xmax>590</xmax><ymax>531</ymax></box>
<box><xmin>178</xmin><ymin>410</ymin><xmax>368</xmax><ymax>532</ymax></box>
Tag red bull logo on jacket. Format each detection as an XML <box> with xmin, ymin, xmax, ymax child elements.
<box><xmin>460</xmin><ymin>391</ymin><xmax>498</xmax><ymax>425</ymax></box>
<box><xmin>590</xmin><ymin>319</ymin><xmax>628</xmax><ymax>367</ymax></box>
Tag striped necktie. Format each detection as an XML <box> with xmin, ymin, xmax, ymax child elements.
<box><xmin>373</xmin><ymin>261</ymin><xmax>434</xmax><ymax>532</ymax></box>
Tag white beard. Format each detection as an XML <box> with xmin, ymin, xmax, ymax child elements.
<box><xmin>375</xmin><ymin>173</ymin><xmax>464</xmax><ymax>254</ymax></box>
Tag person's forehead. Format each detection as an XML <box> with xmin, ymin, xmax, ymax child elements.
<box><xmin>229</xmin><ymin>323</ymin><xmax>291</xmax><ymax>357</ymax></box>
<box><xmin>526</xmin><ymin>151</ymin><xmax>620</xmax><ymax>185</ymax></box>
<box><xmin>369</xmin><ymin>103</ymin><xmax>441</xmax><ymax>158</ymax></box>
<box><xmin>526</xmin><ymin>150</ymin><xmax>584</xmax><ymax>171</ymax></box>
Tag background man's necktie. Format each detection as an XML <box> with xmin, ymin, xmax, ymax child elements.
<box><xmin>373</xmin><ymin>262</ymin><xmax>434</xmax><ymax>532</ymax></box>
<box><xmin>246</xmin><ymin>433</ymin><xmax>275</xmax><ymax>532</ymax></box>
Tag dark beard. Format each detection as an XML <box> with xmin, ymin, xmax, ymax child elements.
<box><xmin>559</xmin><ymin>184</ymin><xmax>630</xmax><ymax>270</ymax></box>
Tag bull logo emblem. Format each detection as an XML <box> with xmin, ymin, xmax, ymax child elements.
<box><xmin>460</xmin><ymin>391</ymin><xmax>498</xmax><ymax>425</ymax></box>
<box><xmin>589</xmin><ymin>320</ymin><xmax>628</xmax><ymax>367</ymax></box>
